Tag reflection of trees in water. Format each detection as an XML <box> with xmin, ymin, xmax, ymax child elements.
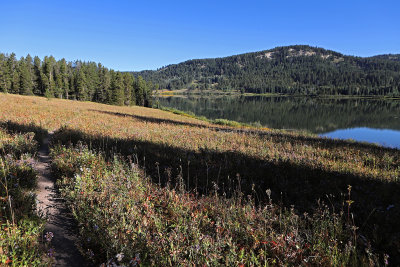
<box><xmin>157</xmin><ymin>96</ymin><xmax>400</xmax><ymax>133</ymax></box>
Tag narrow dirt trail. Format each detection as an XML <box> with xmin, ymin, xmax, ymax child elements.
<box><xmin>35</xmin><ymin>133</ymin><xmax>86</xmax><ymax>266</ymax></box>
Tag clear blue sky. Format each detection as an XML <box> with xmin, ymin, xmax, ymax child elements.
<box><xmin>1</xmin><ymin>0</ymin><xmax>399</xmax><ymax>71</ymax></box>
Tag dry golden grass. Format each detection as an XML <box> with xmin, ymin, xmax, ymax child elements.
<box><xmin>1</xmin><ymin>93</ymin><xmax>398</xmax><ymax>182</ymax></box>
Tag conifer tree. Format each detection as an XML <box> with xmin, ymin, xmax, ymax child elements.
<box><xmin>135</xmin><ymin>76</ymin><xmax>146</xmax><ymax>106</ymax></box>
<box><xmin>144</xmin><ymin>80</ymin><xmax>153</xmax><ymax>107</ymax></box>
<box><xmin>123</xmin><ymin>72</ymin><xmax>134</xmax><ymax>105</ymax></box>
<box><xmin>42</xmin><ymin>56</ymin><xmax>57</xmax><ymax>97</ymax></box>
<box><xmin>11</xmin><ymin>56</ymin><xmax>21</xmax><ymax>94</ymax></box>
<box><xmin>96</xmin><ymin>65</ymin><xmax>111</xmax><ymax>103</ymax></box>
<box><xmin>110</xmin><ymin>71</ymin><xmax>124</xmax><ymax>105</ymax></box>
<box><xmin>33</xmin><ymin>56</ymin><xmax>42</xmax><ymax>95</ymax></box>
<box><xmin>5</xmin><ymin>53</ymin><xmax>17</xmax><ymax>93</ymax></box>
<box><xmin>0</xmin><ymin>53</ymin><xmax>8</xmax><ymax>92</ymax></box>
<box><xmin>19</xmin><ymin>56</ymin><xmax>33</xmax><ymax>95</ymax></box>
<box><xmin>58</xmin><ymin>58</ymin><xmax>69</xmax><ymax>99</ymax></box>
<box><xmin>75</xmin><ymin>69</ymin><xmax>87</xmax><ymax>101</ymax></box>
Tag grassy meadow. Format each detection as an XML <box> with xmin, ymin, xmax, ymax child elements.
<box><xmin>0</xmin><ymin>93</ymin><xmax>399</xmax><ymax>265</ymax></box>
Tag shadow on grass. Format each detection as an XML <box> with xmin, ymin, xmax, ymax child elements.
<box><xmin>52</xmin><ymin>126</ymin><xmax>400</xmax><ymax>260</ymax></box>
<box><xmin>2</xmin><ymin>120</ymin><xmax>400</xmax><ymax>263</ymax></box>
<box><xmin>0</xmin><ymin>120</ymin><xmax>48</xmax><ymax>143</ymax></box>
<box><xmin>90</xmin><ymin>109</ymin><xmax>399</xmax><ymax>154</ymax></box>
<box><xmin>89</xmin><ymin>109</ymin><xmax>209</xmax><ymax>128</ymax></box>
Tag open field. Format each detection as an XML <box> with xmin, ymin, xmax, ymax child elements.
<box><xmin>1</xmin><ymin>93</ymin><xmax>399</xmax><ymax>265</ymax></box>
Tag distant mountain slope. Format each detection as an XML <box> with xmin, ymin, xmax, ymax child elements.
<box><xmin>134</xmin><ymin>45</ymin><xmax>400</xmax><ymax>96</ymax></box>
<box><xmin>370</xmin><ymin>54</ymin><xmax>400</xmax><ymax>62</ymax></box>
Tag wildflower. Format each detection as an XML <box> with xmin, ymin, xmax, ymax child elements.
<box><xmin>266</xmin><ymin>189</ymin><xmax>271</xmax><ymax>198</ymax></box>
<box><xmin>47</xmin><ymin>248</ymin><xmax>55</xmax><ymax>257</ymax></box>
<box><xmin>94</xmin><ymin>224</ymin><xmax>99</xmax><ymax>231</ymax></box>
<box><xmin>86</xmin><ymin>249</ymin><xmax>94</xmax><ymax>258</ymax></box>
<box><xmin>116</xmin><ymin>253</ymin><xmax>124</xmax><ymax>262</ymax></box>
<box><xmin>45</xmin><ymin>232</ymin><xmax>54</xmax><ymax>242</ymax></box>
<box><xmin>384</xmin><ymin>254</ymin><xmax>389</xmax><ymax>266</ymax></box>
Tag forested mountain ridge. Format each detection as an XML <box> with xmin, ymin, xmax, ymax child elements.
<box><xmin>370</xmin><ymin>54</ymin><xmax>400</xmax><ymax>62</ymax></box>
<box><xmin>2</xmin><ymin>46</ymin><xmax>399</xmax><ymax>102</ymax></box>
<box><xmin>135</xmin><ymin>45</ymin><xmax>400</xmax><ymax>96</ymax></box>
<box><xmin>0</xmin><ymin>53</ymin><xmax>154</xmax><ymax>107</ymax></box>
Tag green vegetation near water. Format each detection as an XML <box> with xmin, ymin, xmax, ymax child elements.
<box><xmin>158</xmin><ymin>106</ymin><xmax>257</xmax><ymax>128</ymax></box>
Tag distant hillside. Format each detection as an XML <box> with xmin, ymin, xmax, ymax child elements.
<box><xmin>135</xmin><ymin>45</ymin><xmax>400</xmax><ymax>96</ymax></box>
<box><xmin>370</xmin><ymin>54</ymin><xmax>400</xmax><ymax>62</ymax></box>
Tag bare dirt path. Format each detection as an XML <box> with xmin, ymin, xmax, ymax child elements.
<box><xmin>35</xmin><ymin>133</ymin><xmax>87</xmax><ymax>266</ymax></box>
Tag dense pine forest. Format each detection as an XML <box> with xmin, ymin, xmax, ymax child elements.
<box><xmin>2</xmin><ymin>45</ymin><xmax>400</xmax><ymax>103</ymax></box>
<box><xmin>0</xmin><ymin>53</ymin><xmax>153</xmax><ymax>106</ymax></box>
<box><xmin>137</xmin><ymin>45</ymin><xmax>400</xmax><ymax>96</ymax></box>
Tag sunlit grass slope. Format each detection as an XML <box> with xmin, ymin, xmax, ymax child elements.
<box><xmin>1</xmin><ymin>94</ymin><xmax>397</xmax><ymax>182</ymax></box>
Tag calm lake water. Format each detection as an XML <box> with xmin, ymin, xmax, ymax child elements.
<box><xmin>156</xmin><ymin>95</ymin><xmax>400</xmax><ymax>149</ymax></box>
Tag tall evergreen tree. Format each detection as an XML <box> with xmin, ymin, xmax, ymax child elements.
<box><xmin>42</xmin><ymin>56</ymin><xmax>56</xmax><ymax>97</ymax></box>
<box><xmin>75</xmin><ymin>69</ymin><xmax>87</xmax><ymax>101</ymax></box>
<box><xmin>6</xmin><ymin>53</ymin><xmax>17</xmax><ymax>93</ymax></box>
<box><xmin>57</xmin><ymin>58</ymin><xmax>69</xmax><ymax>99</ymax></box>
<box><xmin>135</xmin><ymin>76</ymin><xmax>146</xmax><ymax>106</ymax></box>
<box><xmin>122</xmin><ymin>72</ymin><xmax>134</xmax><ymax>105</ymax></box>
<box><xmin>33</xmin><ymin>56</ymin><xmax>42</xmax><ymax>95</ymax></box>
<box><xmin>25</xmin><ymin>54</ymin><xmax>34</xmax><ymax>94</ymax></box>
<box><xmin>0</xmin><ymin>53</ymin><xmax>7</xmax><ymax>92</ymax></box>
<box><xmin>95</xmin><ymin>65</ymin><xmax>111</xmax><ymax>103</ymax></box>
<box><xmin>19</xmin><ymin>56</ymin><xmax>33</xmax><ymax>95</ymax></box>
<box><xmin>110</xmin><ymin>71</ymin><xmax>124</xmax><ymax>105</ymax></box>
<box><xmin>144</xmin><ymin>80</ymin><xmax>153</xmax><ymax>107</ymax></box>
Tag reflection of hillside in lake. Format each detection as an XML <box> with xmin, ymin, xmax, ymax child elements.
<box><xmin>156</xmin><ymin>95</ymin><xmax>400</xmax><ymax>148</ymax></box>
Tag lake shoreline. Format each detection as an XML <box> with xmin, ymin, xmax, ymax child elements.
<box><xmin>156</xmin><ymin>95</ymin><xmax>400</xmax><ymax>149</ymax></box>
<box><xmin>155</xmin><ymin>89</ymin><xmax>400</xmax><ymax>100</ymax></box>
